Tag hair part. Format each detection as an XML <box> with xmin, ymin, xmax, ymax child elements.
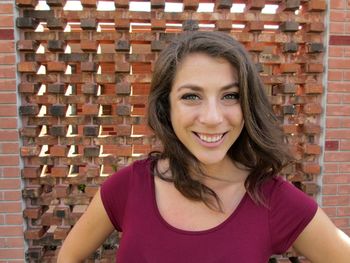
<box><xmin>147</xmin><ymin>31</ymin><xmax>292</xmax><ymax>211</ymax></box>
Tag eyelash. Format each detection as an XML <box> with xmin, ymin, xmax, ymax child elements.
<box><xmin>180</xmin><ymin>93</ymin><xmax>240</xmax><ymax>101</ymax></box>
<box><xmin>181</xmin><ymin>94</ymin><xmax>200</xmax><ymax>100</ymax></box>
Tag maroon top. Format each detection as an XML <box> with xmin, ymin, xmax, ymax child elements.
<box><xmin>101</xmin><ymin>158</ymin><xmax>318</xmax><ymax>263</ymax></box>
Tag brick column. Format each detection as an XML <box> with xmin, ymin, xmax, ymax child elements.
<box><xmin>0</xmin><ymin>1</ymin><xmax>26</xmax><ymax>261</ymax></box>
<box><xmin>322</xmin><ymin>0</ymin><xmax>350</xmax><ymax>235</ymax></box>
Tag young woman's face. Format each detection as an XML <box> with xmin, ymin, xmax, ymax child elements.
<box><xmin>169</xmin><ymin>53</ymin><xmax>244</xmax><ymax>167</ymax></box>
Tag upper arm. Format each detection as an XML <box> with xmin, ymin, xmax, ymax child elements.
<box><xmin>58</xmin><ymin>189</ymin><xmax>115</xmax><ymax>262</ymax></box>
<box><xmin>292</xmin><ymin>207</ymin><xmax>350</xmax><ymax>263</ymax></box>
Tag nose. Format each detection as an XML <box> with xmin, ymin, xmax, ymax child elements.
<box><xmin>198</xmin><ymin>100</ymin><xmax>223</xmax><ymax>126</ymax></box>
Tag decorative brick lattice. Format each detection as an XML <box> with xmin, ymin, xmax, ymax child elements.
<box><xmin>15</xmin><ymin>0</ymin><xmax>326</xmax><ymax>261</ymax></box>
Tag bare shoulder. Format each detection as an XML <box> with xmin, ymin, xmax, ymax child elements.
<box><xmin>293</xmin><ymin>207</ymin><xmax>350</xmax><ymax>263</ymax></box>
<box><xmin>58</xmin><ymin>189</ymin><xmax>115</xmax><ymax>262</ymax></box>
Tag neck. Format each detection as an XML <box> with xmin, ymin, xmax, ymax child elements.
<box><xmin>199</xmin><ymin>156</ymin><xmax>249</xmax><ymax>188</ymax></box>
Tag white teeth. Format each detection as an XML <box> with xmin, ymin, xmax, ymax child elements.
<box><xmin>197</xmin><ymin>133</ymin><xmax>223</xmax><ymax>143</ymax></box>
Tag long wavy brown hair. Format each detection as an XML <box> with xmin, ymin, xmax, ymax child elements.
<box><xmin>147</xmin><ymin>31</ymin><xmax>292</xmax><ymax>210</ymax></box>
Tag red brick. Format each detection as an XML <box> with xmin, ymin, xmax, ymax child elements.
<box><xmin>303</xmin><ymin>103</ymin><xmax>322</xmax><ymax>114</ymax></box>
<box><xmin>0</xmin><ymin>54</ymin><xmax>15</xmax><ymax>65</ymax></box>
<box><xmin>307</xmin><ymin>0</ymin><xmax>326</xmax><ymax>11</ymax></box>
<box><xmin>328</xmin><ymin>70</ymin><xmax>343</xmax><ymax>81</ymax></box>
<box><xmin>0</xmin><ymin>130</ymin><xmax>18</xmax><ymax>140</ymax></box>
<box><xmin>302</xmin><ymin>124</ymin><xmax>321</xmax><ymax>134</ymax></box>
<box><xmin>329</xmin><ymin>58</ymin><xmax>350</xmax><ymax>69</ymax></box>
<box><xmin>0</xmin><ymin>66</ymin><xmax>15</xmax><ymax>78</ymax></box>
<box><xmin>114</xmin><ymin>0</ymin><xmax>129</xmax><ymax>9</ymax></box>
<box><xmin>304</xmin><ymin>144</ymin><xmax>321</xmax><ymax>155</ymax></box>
<box><xmin>17</xmin><ymin>62</ymin><xmax>38</xmax><ymax>73</ymax></box>
<box><xmin>0</xmin><ymin>16</ymin><xmax>14</xmax><ymax>27</ymax></box>
<box><xmin>280</xmin><ymin>63</ymin><xmax>300</xmax><ymax>73</ymax></box>
<box><xmin>0</xmin><ymin>156</ymin><xmax>18</xmax><ymax>166</ymax></box>
<box><xmin>15</xmin><ymin>0</ymin><xmax>38</xmax><ymax>7</ymax></box>
<box><xmin>305</xmin><ymin>63</ymin><xmax>323</xmax><ymax>73</ymax></box>
<box><xmin>282</xmin><ymin>124</ymin><xmax>299</xmax><ymax>134</ymax></box>
<box><xmin>338</xmin><ymin>207</ymin><xmax>350</xmax><ymax>216</ymax></box>
<box><xmin>323</xmin><ymin>163</ymin><xmax>338</xmax><ymax>173</ymax></box>
<box><xmin>23</xmin><ymin>207</ymin><xmax>42</xmax><ymax>219</ymax></box>
<box><xmin>183</xmin><ymin>0</ymin><xmax>199</xmax><ymax>10</ymax></box>
<box><xmin>0</xmin><ymin>105</ymin><xmax>16</xmax><ymax>117</ymax></box>
<box><xmin>5</xmin><ymin>215</ymin><xmax>23</xmax><ymax>226</ymax></box>
<box><xmin>151</xmin><ymin>19</ymin><xmax>166</xmax><ymax>31</ymax></box>
<box><xmin>81</xmin><ymin>0</ymin><xmax>96</xmax><ymax>7</ymax></box>
<box><xmin>20</xmin><ymin>146</ymin><xmax>40</xmax><ymax>157</ymax></box>
<box><xmin>323</xmin><ymin>195</ymin><xmax>350</xmax><ymax>206</ymax></box>
<box><xmin>340</xmin><ymin>140</ymin><xmax>350</xmax><ymax>150</ymax></box>
<box><xmin>51</xmin><ymin>166</ymin><xmax>69</xmax><ymax>178</ymax></box>
<box><xmin>245</xmin><ymin>0</ymin><xmax>265</xmax><ymax>10</ymax></box>
<box><xmin>115</xmin><ymin>19</ymin><xmax>130</xmax><ymax>30</ymax></box>
<box><xmin>50</xmin><ymin>145</ymin><xmax>68</xmax><ymax>156</ymax></box>
<box><xmin>325</xmin><ymin>152</ymin><xmax>350</xmax><ymax>162</ymax></box>
<box><xmin>330</xmin><ymin>23</ymin><xmax>345</xmax><ymax>34</ymax></box>
<box><xmin>327</xmin><ymin>93</ymin><xmax>343</xmax><ymax>104</ymax></box>
<box><xmin>344</xmin><ymin>71</ymin><xmax>350</xmax><ymax>81</ymax></box>
<box><xmin>322</xmin><ymin>185</ymin><xmax>338</xmax><ymax>195</ymax></box>
<box><xmin>323</xmin><ymin>174</ymin><xmax>350</xmax><ymax>184</ymax></box>
<box><xmin>340</xmin><ymin>92</ymin><xmax>350</xmax><ymax>103</ymax></box>
<box><xmin>330</xmin><ymin>0</ymin><xmax>346</xmax><ymax>9</ymax></box>
<box><xmin>0</xmin><ymin>179</ymin><xmax>21</xmax><ymax>189</ymax></box>
<box><xmin>133</xmin><ymin>144</ymin><xmax>151</xmax><ymax>155</ymax></box>
<box><xmin>0</xmin><ymin>118</ymin><xmax>17</xmax><ymax>129</ymax></box>
<box><xmin>339</xmin><ymin>185</ymin><xmax>350</xmax><ymax>194</ymax></box>
<box><xmin>24</xmin><ymin>227</ymin><xmax>46</xmax><ymax>240</ymax></box>
<box><xmin>3</xmin><ymin>191</ymin><xmax>21</xmax><ymax>201</ymax></box>
<box><xmin>0</xmin><ymin>248</ymin><xmax>25</xmax><ymax>259</ymax></box>
<box><xmin>326</xmin><ymin>130</ymin><xmax>350</xmax><ymax>139</ymax></box>
<box><xmin>1</xmin><ymin>143</ymin><xmax>19</xmax><ymax>154</ymax></box>
<box><xmin>325</xmin><ymin>140</ymin><xmax>339</xmax><ymax>151</ymax></box>
<box><xmin>2</xmin><ymin>237</ymin><xmax>24</xmax><ymax>248</ymax></box>
<box><xmin>306</xmin><ymin>22</ymin><xmax>324</xmax><ymax>33</ymax></box>
<box><xmin>328</xmin><ymin>46</ymin><xmax>344</xmax><ymax>57</ymax></box>
<box><xmin>80</xmin><ymin>40</ymin><xmax>98</xmax><ymax>52</ymax></box>
<box><xmin>54</xmin><ymin>227</ymin><xmax>70</xmax><ymax>240</ymax></box>
<box><xmin>47</xmin><ymin>61</ymin><xmax>66</xmax><ymax>72</ymax></box>
<box><xmin>304</xmin><ymin>83</ymin><xmax>323</xmax><ymax>94</ymax></box>
<box><xmin>0</xmin><ymin>225</ymin><xmax>23</xmax><ymax>236</ymax></box>
<box><xmin>246</xmin><ymin>21</ymin><xmax>264</xmax><ymax>32</ymax></box>
<box><xmin>0</xmin><ymin>29</ymin><xmax>14</xmax><ymax>40</ymax></box>
<box><xmin>2</xmin><ymin>167</ymin><xmax>20</xmax><ymax>178</ymax></box>
<box><xmin>82</xmin><ymin>104</ymin><xmax>99</xmax><ymax>115</ymax></box>
<box><xmin>327</xmin><ymin>105</ymin><xmax>350</xmax><ymax>116</ymax></box>
<box><xmin>0</xmin><ymin>4</ymin><xmax>14</xmax><ymax>14</ymax></box>
<box><xmin>0</xmin><ymin>41</ymin><xmax>14</xmax><ymax>52</ymax></box>
<box><xmin>301</xmin><ymin>163</ymin><xmax>321</xmax><ymax>174</ymax></box>
<box><xmin>54</xmin><ymin>184</ymin><xmax>70</xmax><ymax>198</ymax></box>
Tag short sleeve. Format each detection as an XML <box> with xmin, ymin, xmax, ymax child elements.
<box><xmin>269</xmin><ymin>177</ymin><xmax>318</xmax><ymax>254</ymax></box>
<box><xmin>100</xmin><ymin>164</ymin><xmax>133</xmax><ymax>232</ymax></box>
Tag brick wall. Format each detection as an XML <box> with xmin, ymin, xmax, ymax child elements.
<box><xmin>322</xmin><ymin>0</ymin><xmax>350</xmax><ymax>236</ymax></box>
<box><xmin>0</xmin><ymin>1</ymin><xmax>26</xmax><ymax>262</ymax></box>
<box><xmin>2</xmin><ymin>0</ymin><xmax>349</xmax><ymax>262</ymax></box>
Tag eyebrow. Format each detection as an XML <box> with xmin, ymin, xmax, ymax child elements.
<box><xmin>175</xmin><ymin>82</ymin><xmax>239</xmax><ymax>92</ymax></box>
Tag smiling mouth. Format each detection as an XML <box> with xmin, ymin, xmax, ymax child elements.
<box><xmin>194</xmin><ymin>132</ymin><xmax>226</xmax><ymax>143</ymax></box>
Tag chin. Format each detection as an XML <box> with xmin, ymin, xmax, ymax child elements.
<box><xmin>195</xmin><ymin>153</ymin><xmax>228</xmax><ymax>167</ymax></box>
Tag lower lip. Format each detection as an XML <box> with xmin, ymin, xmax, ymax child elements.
<box><xmin>193</xmin><ymin>132</ymin><xmax>226</xmax><ymax>148</ymax></box>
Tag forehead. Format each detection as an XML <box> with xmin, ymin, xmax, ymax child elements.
<box><xmin>172</xmin><ymin>53</ymin><xmax>238</xmax><ymax>88</ymax></box>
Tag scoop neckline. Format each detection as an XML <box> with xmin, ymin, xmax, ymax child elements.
<box><xmin>149</xmin><ymin>160</ymin><xmax>249</xmax><ymax>235</ymax></box>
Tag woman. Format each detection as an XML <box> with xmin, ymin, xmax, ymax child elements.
<box><xmin>58</xmin><ymin>31</ymin><xmax>350</xmax><ymax>262</ymax></box>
